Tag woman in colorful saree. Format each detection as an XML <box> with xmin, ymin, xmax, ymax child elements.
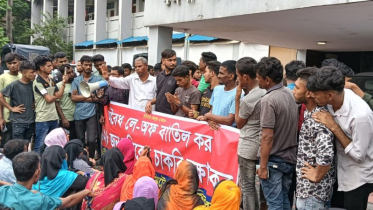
<box><xmin>157</xmin><ymin>160</ymin><xmax>204</xmax><ymax>210</ymax></box>
<box><xmin>116</xmin><ymin>138</ymin><xmax>136</xmax><ymax>175</ymax></box>
<box><xmin>81</xmin><ymin>148</ymin><xmax>128</xmax><ymax>210</ymax></box>
<box><xmin>193</xmin><ymin>180</ymin><xmax>241</xmax><ymax>210</ymax></box>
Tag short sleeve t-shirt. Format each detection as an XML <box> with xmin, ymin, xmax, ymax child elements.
<box><xmin>155</xmin><ymin>71</ymin><xmax>178</xmax><ymax>115</ymax></box>
<box><xmin>0</xmin><ymin>183</ymin><xmax>62</xmax><ymax>210</ymax></box>
<box><xmin>199</xmin><ymin>86</ymin><xmax>214</xmax><ymax>116</ymax></box>
<box><xmin>209</xmin><ymin>85</ymin><xmax>239</xmax><ymax>127</ymax></box>
<box><xmin>0</xmin><ymin>73</ymin><xmax>22</xmax><ymax>122</ymax></box>
<box><xmin>1</xmin><ymin>80</ymin><xmax>35</xmax><ymax>124</ymax></box>
<box><xmin>33</xmin><ymin>76</ymin><xmax>59</xmax><ymax>122</ymax></box>
<box><xmin>57</xmin><ymin>82</ymin><xmax>75</xmax><ymax>121</ymax></box>
<box><xmin>174</xmin><ymin>86</ymin><xmax>201</xmax><ymax>117</ymax></box>
<box><xmin>259</xmin><ymin>84</ymin><xmax>298</xmax><ymax>164</ymax></box>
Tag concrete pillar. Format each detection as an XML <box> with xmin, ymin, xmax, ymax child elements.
<box><xmin>148</xmin><ymin>26</ymin><xmax>173</xmax><ymax>65</ymax></box>
<box><xmin>42</xmin><ymin>0</ymin><xmax>53</xmax><ymax>21</ymax></box>
<box><xmin>57</xmin><ymin>0</ymin><xmax>68</xmax><ymax>19</ymax></box>
<box><xmin>94</xmin><ymin>0</ymin><xmax>107</xmax><ymax>43</ymax></box>
<box><xmin>296</xmin><ymin>49</ymin><xmax>307</xmax><ymax>64</ymax></box>
<box><xmin>74</xmin><ymin>0</ymin><xmax>86</xmax><ymax>60</ymax></box>
<box><xmin>31</xmin><ymin>0</ymin><xmax>42</xmax><ymax>43</ymax></box>
<box><xmin>118</xmin><ymin>0</ymin><xmax>132</xmax><ymax>40</ymax></box>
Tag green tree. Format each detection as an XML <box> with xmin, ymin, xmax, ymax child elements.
<box><xmin>0</xmin><ymin>0</ymin><xmax>9</xmax><ymax>46</ymax></box>
<box><xmin>30</xmin><ymin>12</ymin><xmax>73</xmax><ymax>60</ymax></box>
<box><xmin>12</xmin><ymin>0</ymin><xmax>32</xmax><ymax>44</ymax></box>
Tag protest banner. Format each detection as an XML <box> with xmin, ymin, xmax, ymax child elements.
<box><xmin>102</xmin><ymin>102</ymin><xmax>240</xmax><ymax>204</ymax></box>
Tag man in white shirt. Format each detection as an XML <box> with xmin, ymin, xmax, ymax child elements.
<box><xmin>308</xmin><ymin>66</ymin><xmax>373</xmax><ymax>210</ymax></box>
<box><xmin>102</xmin><ymin>57</ymin><xmax>156</xmax><ymax>110</ymax></box>
<box><xmin>0</xmin><ymin>139</ymin><xmax>26</xmax><ymax>184</ymax></box>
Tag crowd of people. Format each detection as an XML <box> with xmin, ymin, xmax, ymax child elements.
<box><xmin>0</xmin><ymin>48</ymin><xmax>372</xmax><ymax>210</ymax></box>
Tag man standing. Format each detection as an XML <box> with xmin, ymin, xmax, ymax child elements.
<box><xmin>202</xmin><ymin>60</ymin><xmax>239</xmax><ymax>129</ymax></box>
<box><xmin>284</xmin><ymin>60</ymin><xmax>305</xmax><ymax>90</ymax></box>
<box><xmin>309</xmin><ymin>67</ymin><xmax>373</xmax><ymax>210</ymax></box>
<box><xmin>103</xmin><ymin>57</ymin><xmax>156</xmax><ymax>110</ymax></box>
<box><xmin>235</xmin><ymin>57</ymin><xmax>266</xmax><ymax>210</ymax></box>
<box><xmin>33</xmin><ymin>55</ymin><xmax>68</xmax><ymax>154</ymax></box>
<box><xmin>92</xmin><ymin>54</ymin><xmax>105</xmax><ymax>79</ymax></box>
<box><xmin>0</xmin><ymin>53</ymin><xmax>22</xmax><ymax>147</ymax></box>
<box><xmin>76</xmin><ymin>61</ymin><xmax>83</xmax><ymax>75</ymax></box>
<box><xmin>292</xmin><ymin>67</ymin><xmax>335</xmax><ymax>209</ymax></box>
<box><xmin>71</xmin><ymin>55</ymin><xmax>103</xmax><ymax>159</ymax></box>
<box><xmin>100</xmin><ymin>66</ymin><xmax>129</xmax><ymax>105</ymax></box>
<box><xmin>52</xmin><ymin>52</ymin><xmax>69</xmax><ymax>83</ymax></box>
<box><xmin>56</xmin><ymin>64</ymin><xmax>77</xmax><ymax>139</ymax></box>
<box><xmin>122</xmin><ymin>63</ymin><xmax>132</xmax><ymax>77</ymax></box>
<box><xmin>166</xmin><ymin>65</ymin><xmax>201</xmax><ymax>117</ymax></box>
<box><xmin>197</xmin><ymin>52</ymin><xmax>217</xmax><ymax>92</ymax></box>
<box><xmin>256</xmin><ymin>57</ymin><xmax>298</xmax><ymax>210</ymax></box>
<box><xmin>145</xmin><ymin>49</ymin><xmax>177</xmax><ymax>115</ymax></box>
<box><xmin>0</xmin><ymin>61</ymin><xmax>36</xmax><ymax>143</ymax></box>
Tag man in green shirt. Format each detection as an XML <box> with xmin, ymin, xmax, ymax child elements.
<box><xmin>0</xmin><ymin>53</ymin><xmax>22</xmax><ymax>147</ymax></box>
<box><xmin>56</xmin><ymin>64</ymin><xmax>77</xmax><ymax>139</ymax></box>
<box><xmin>197</xmin><ymin>52</ymin><xmax>217</xmax><ymax>92</ymax></box>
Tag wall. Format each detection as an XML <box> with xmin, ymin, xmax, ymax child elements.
<box><xmin>96</xmin><ymin>49</ymin><xmax>119</xmax><ymax>67</ymax></box>
<box><xmin>269</xmin><ymin>46</ymin><xmax>297</xmax><ymax>67</ymax></box>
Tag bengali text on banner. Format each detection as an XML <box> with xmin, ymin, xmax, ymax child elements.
<box><xmin>101</xmin><ymin>102</ymin><xmax>240</xmax><ymax>204</ymax></box>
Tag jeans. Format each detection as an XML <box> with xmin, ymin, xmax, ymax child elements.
<box><xmin>12</xmin><ymin>123</ymin><xmax>35</xmax><ymax>142</ymax></box>
<box><xmin>296</xmin><ymin>197</ymin><xmax>326</xmax><ymax>210</ymax></box>
<box><xmin>238</xmin><ymin>156</ymin><xmax>259</xmax><ymax>210</ymax></box>
<box><xmin>59</xmin><ymin>120</ymin><xmax>77</xmax><ymax>140</ymax></box>
<box><xmin>1</xmin><ymin>122</ymin><xmax>12</xmax><ymax>147</ymax></box>
<box><xmin>260</xmin><ymin>156</ymin><xmax>295</xmax><ymax>210</ymax></box>
<box><xmin>344</xmin><ymin>183</ymin><xmax>373</xmax><ymax>210</ymax></box>
<box><xmin>75</xmin><ymin>115</ymin><xmax>97</xmax><ymax>159</ymax></box>
<box><xmin>34</xmin><ymin>120</ymin><xmax>59</xmax><ymax>153</ymax></box>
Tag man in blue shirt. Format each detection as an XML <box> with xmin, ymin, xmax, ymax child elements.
<box><xmin>0</xmin><ymin>152</ymin><xmax>93</xmax><ymax>210</ymax></box>
<box><xmin>0</xmin><ymin>140</ymin><xmax>26</xmax><ymax>184</ymax></box>
<box><xmin>202</xmin><ymin>60</ymin><xmax>240</xmax><ymax>129</ymax></box>
<box><xmin>284</xmin><ymin>60</ymin><xmax>305</xmax><ymax>90</ymax></box>
<box><xmin>71</xmin><ymin>55</ymin><xmax>103</xmax><ymax>159</ymax></box>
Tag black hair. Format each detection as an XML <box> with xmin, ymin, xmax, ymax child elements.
<box><xmin>0</xmin><ymin>204</ymin><xmax>12</xmax><ymax>210</ymax></box>
<box><xmin>12</xmin><ymin>152</ymin><xmax>40</xmax><ymax>182</ymax></box>
<box><xmin>80</xmin><ymin>55</ymin><xmax>93</xmax><ymax>65</ymax></box>
<box><xmin>321</xmin><ymin>58</ymin><xmax>339</xmax><ymax>68</ymax></box>
<box><xmin>4</xmin><ymin>53</ymin><xmax>20</xmax><ymax>63</ymax></box>
<box><xmin>201</xmin><ymin>52</ymin><xmax>217</xmax><ymax>64</ymax></box>
<box><xmin>121</xmin><ymin>63</ymin><xmax>132</xmax><ymax>70</ymax></box>
<box><xmin>17</xmin><ymin>55</ymin><xmax>27</xmax><ymax>61</ymax></box>
<box><xmin>221</xmin><ymin>60</ymin><xmax>237</xmax><ymax>80</ymax></box>
<box><xmin>154</xmin><ymin>63</ymin><xmax>162</xmax><ymax>71</ymax></box>
<box><xmin>206</xmin><ymin>61</ymin><xmax>221</xmax><ymax>75</ymax></box>
<box><xmin>33</xmin><ymin>55</ymin><xmax>53</xmax><ymax>71</ymax></box>
<box><xmin>50</xmin><ymin>55</ymin><xmax>55</xmax><ymax>61</ymax></box>
<box><xmin>181</xmin><ymin>60</ymin><xmax>198</xmax><ymax>75</ymax></box>
<box><xmin>296</xmin><ymin>67</ymin><xmax>318</xmax><ymax>82</ymax></box>
<box><xmin>255</xmin><ymin>57</ymin><xmax>284</xmax><ymax>83</ymax></box>
<box><xmin>161</xmin><ymin>49</ymin><xmax>176</xmax><ymax>59</ymax></box>
<box><xmin>171</xmin><ymin>65</ymin><xmax>189</xmax><ymax>77</ymax></box>
<box><xmin>92</xmin><ymin>54</ymin><xmax>105</xmax><ymax>62</ymax></box>
<box><xmin>307</xmin><ymin>66</ymin><xmax>345</xmax><ymax>93</ymax></box>
<box><xmin>148</xmin><ymin>65</ymin><xmax>154</xmax><ymax>71</ymax></box>
<box><xmin>321</xmin><ymin>58</ymin><xmax>354</xmax><ymax>78</ymax></box>
<box><xmin>59</xmin><ymin>63</ymin><xmax>72</xmax><ymax>74</ymax></box>
<box><xmin>107</xmin><ymin>65</ymin><xmax>112</xmax><ymax>72</ymax></box>
<box><xmin>285</xmin><ymin>60</ymin><xmax>306</xmax><ymax>81</ymax></box>
<box><xmin>112</xmin><ymin>66</ymin><xmax>124</xmax><ymax>76</ymax></box>
<box><xmin>4</xmin><ymin>139</ymin><xmax>25</xmax><ymax>160</ymax></box>
<box><xmin>236</xmin><ymin>57</ymin><xmax>257</xmax><ymax>79</ymax></box>
<box><xmin>19</xmin><ymin>60</ymin><xmax>34</xmax><ymax>72</ymax></box>
<box><xmin>54</xmin><ymin>52</ymin><xmax>67</xmax><ymax>59</ymax></box>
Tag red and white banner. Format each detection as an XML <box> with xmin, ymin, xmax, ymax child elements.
<box><xmin>102</xmin><ymin>102</ymin><xmax>240</xmax><ymax>204</ymax></box>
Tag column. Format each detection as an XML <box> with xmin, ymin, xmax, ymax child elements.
<box><xmin>31</xmin><ymin>0</ymin><xmax>42</xmax><ymax>43</ymax></box>
<box><xmin>118</xmin><ymin>0</ymin><xmax>132</xmax><ymax>40</ymax></box>
<box><xmin>42</xmin><ymin>0</ymin><xmax>53</xmax><ymax>22</ymax></box>
<box><xmin>148</xmin><ymin>26</ymin><xmax>173</xmax><ymax>65</ymax></box>
<box><xmin>94</xmin><ymin>0</ymin><xmax>107</xmax><ymax>43</ymax></box>
<box><xmin>296</xmin><ymin>49</ymin><xmax>307</xmax><ymax>64</ymax></box>
<box><xmin>74</xmin><ymin>0</ymin><xmax>86</xmax><ymax>60</ymax></box>
<box><xmin>57</xmin><ymin>0</ymin><xmax>68</xmax><ymax>19</ymax></box>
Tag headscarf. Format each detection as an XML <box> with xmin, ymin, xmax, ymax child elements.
<box><xmin>100</xmin><ymin>148</ymin><xmax>127</xmax><ymax>186</ymax></box>
<box><xmin>63</xmin><ymin>139</ymin><xmax>84</xmax><ymax>170</ymax></box>
<box><xmin>117</xmin><ymin>138</ymin><xmax>135</xmax><ymax>174</ymax></box>
<box><xmin>120</xmin><ymin>156</ymin><xmax>155</xmax><ymax>201</ymax></box>
<box><xmin>133</xmin><ymin>176</ymin><xmax>159</xmax><ymax>207</ymax></box>
<box><xmin>157</xmin><ymin>160</ymin><xmax>203</xmax><ymax>210</ymax></box>
<box><xmin>193</xmin><ymin>180</ymin><xmax>241</xmax><ymax>210</ymax></box>
<box><xmin>32</xmin><ymin>145</ymin><xmax>78</xmax><ymax>197</ymax></box>
<box><xmin>44</xmin><ymin>128</ymin><xmax>68</xmax><ymax>148</ymax></box>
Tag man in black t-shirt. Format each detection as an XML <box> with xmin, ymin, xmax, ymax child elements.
<box><xmin>189</xmin><ymin>61</ymin><xmax>221</xmax><ymax>119</ymax></box>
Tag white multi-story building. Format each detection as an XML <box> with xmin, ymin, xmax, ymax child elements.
<box><xmin>31</xmin><ymin>0</ymin><xmax>373</xmax><ymax>73</ymax></box>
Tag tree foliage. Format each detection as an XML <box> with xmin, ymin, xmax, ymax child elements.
<box><xmin>12</xmin><ymin>0</ymin><xmax>32</xmax><ymax>44</ymax></box>
<box><xmin>0</xmin><ymin>0</ymin><xmax>9</xmax><ymax>47</ymax></box>
<box><xmin>31</xmin><ymin>12</ymin><xmax>73</xmax><ymax>60</ymax></box>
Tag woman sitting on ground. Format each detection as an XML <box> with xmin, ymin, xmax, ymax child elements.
<box><xmin>32</xmin><ymin>145</ymin><xmax>89</xmax><ymax>198</ymax></box>
<box><xmin>120</xmin><ymin>147</ymin><xmax>155</xmax><ymax>202</ymax></box>
<box><xmin>116</xmin><ymin>138</ymin><xmax>136</xmax><ymax>175</ymax></box>
<box><xmin>64</xmin><ymin>139</ymin><xmax>99</xmax><ymax>175</ymax></box>
<box><xmin>157</xmin><ymin>160</ymin><xmax>204</xmax><ymax>210</ymax></box>
<box><xmin>44</xmin><ymin>128</ymin><xmax>69</xmax><ymax>148</ymax></box>
<box><xmin>82</xmin><ymin>148</ymin><xmax>128</xmax><ymax>210</ymax></box>
<box><xmin>193</xmin><ymin>180</ymin><xmax>241</xmax><ymax>210</ymax></box>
